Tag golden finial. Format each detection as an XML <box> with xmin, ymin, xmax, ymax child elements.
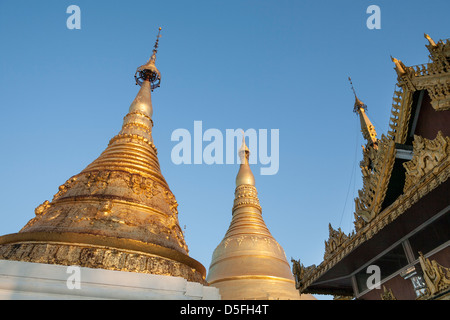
<box><xmin>348</xmin><ymin>77</ymin><xmax>367</xmax><ymax>113</ymax></box>
<box><xmin>390</xmin><ymin>56</ymin><xmax>407</xmax><ymax>76</ymax></box>
<box><xmin>135</xmin><ymin>27</ymin><xmax>163</xmax><ymax>90</ymax></box>
<box><xmin>349</xmin><ymin>77</ymin><xmax>377</xmax><ymax>144</ymax></box>
<box><xmin>236</xmin><ymin>130</ymin><xmax>255</xmax><ymax>186</ymax></box>
<box><xmin>150</xmin><ymin>27</ymin><xmax>163</xmax><ymax>61</ymax></box>
<box><xmin>238</xmin><ymin>130</ymin><xmax>250</xmax><ymax>163</ymax></box>
<box><xmin>424</xmin><ymin>33</ymin><xmax>436</xmax><ymax>47</ymax></box>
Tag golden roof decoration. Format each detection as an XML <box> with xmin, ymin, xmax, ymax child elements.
<box><xmin>380</xmin><ymin>286</ymin><xmax>397</xmax><ymax>300</ymax></box>
<box><xmin>394</xmin><ymin>34</ymin><xmax>450</xmax><ymax>111</ymax></box>
<box><xmin>323</xmin><ymin>224</ymin><xmax>352</xmax><ymax>260</ymax></box>
<box><xmin>403</xmin><ymin>131</ymin><xmax>450</xmax><ymax>192</ymax></box>
<box><xmin>417</xmin><ymin>252</ymin><xmax>450</xmax><ymax>299</ymax></box>
<box><xmin>349</xmin><ymin>77</ymin><xmax>378</xmax><ymax>146</ymax></box>
<box><xmin>293</xmin><ymin>34</ymin><xmax>450</xmax><ymax>296</ymax></box>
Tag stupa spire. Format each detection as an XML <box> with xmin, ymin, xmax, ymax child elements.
<box><xmin>206</xmin><ymin>131</ymin><xmax>314</xmax><ymax>300</ymax></box>
<box><xmin>235</xmin><ymin>132</ymin><xmax>255</xmax><ymax>186</ymax></box>
<box><xmin>135</xmin><ymin>27</ymin><xmax>162</xmax><ymax>90</ymax></box>
<box><xmin>349</xmin><ymin>77</ymin><xmax>377</xmax><ymax>145</ymax></box>
<box><xmin>116</xmin><ymin>28</ymin><xmax>163</xmax><ymax>146</ymax></box>
<box><xmin>424</xmin><ymin>33</ymin><xmax>437</xmax><ymax>47</ymax></box>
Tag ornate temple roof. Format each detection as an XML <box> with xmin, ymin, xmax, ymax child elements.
<box><xmin>206</xmin><ymin>135</ymin><xmax>315</xmax><ymax>300</ymax></box>
<box><xmin>292</xmin><ymin>34</ymin><xmax>450</xmax><ymax>298</ymax></box>
<box><xmin>0</xmin><ymin>28</ymin><xmax>206</xmax><ymax>284</ymax></box>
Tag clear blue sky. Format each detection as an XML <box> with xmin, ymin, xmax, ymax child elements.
<box><xmin>0</xmin><ymin>0</ymin><xmax>449</xmax><ymax>299</ymax></box>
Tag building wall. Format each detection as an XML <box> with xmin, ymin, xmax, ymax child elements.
<box><xmin>358</xmin><ymin>246</ymin><xmax>450</xmax><ymax>300</ymax></box>
<box><xmin>0</xmin><ymin>259</ymin><xmax>220</xmax><ymax>300</ymax></box>
<box><xmin>414</xmin><ymin>91</ymin><xmax>450</xmax><ymax>139</ymax></box>
<box><xmin>359</xmin><ymin>274</ymin><xmax>416</xmax><ymax>300</ymax></box>
<box><xmin>429</xmin><ymin>245</ymin><xmax>450</xmax><ymax>267</ymax></box>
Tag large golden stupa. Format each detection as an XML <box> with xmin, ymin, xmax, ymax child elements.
<box><xmin>206</xmin><ymin>136</ymin><xmax>315</xmax><ymax>300</ymax></box>
<box><xmin>0</xmin><ymin>29</ymin><xmax>206</xmax><ymax>284</ymax></box>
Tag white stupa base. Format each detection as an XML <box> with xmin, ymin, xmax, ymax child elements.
<box><xmin>0</xmin><ymin>259</ymin><xmax>220</xmax><ymax>300</ymax></box>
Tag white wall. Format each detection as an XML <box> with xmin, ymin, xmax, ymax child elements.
<box><xmin>0</xmin><ymin>259</ymin><xmax>220</xmax><ymax>300</ymax></box>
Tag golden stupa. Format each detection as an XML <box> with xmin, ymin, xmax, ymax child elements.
<box><xmin>0</xmin><ymin>28</ymin><xmax>206</xmax><ymax>284</ymax></box>
<box><xmin>206</xmin><ymin>135</ymin><xmax>315</xmax><ymax>299</ymax></box>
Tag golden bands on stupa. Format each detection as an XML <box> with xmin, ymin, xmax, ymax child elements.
<box><xmin>0</xmin><ymin>28</ymin><xmax>206</xmax><ymax>284</ymax></box>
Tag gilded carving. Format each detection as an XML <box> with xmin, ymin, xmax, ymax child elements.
<box><xmin>19</xmin><ymin>200</ymin><xmax>54</xmax><ymax>231</ymax></box>
<box><xmin>85</xmin><ymin>171</ymin><xmax>111</xmax><ymax>191</ymax></box>
<box><xmin>221</xmin><ymin>235</ymin><xmax>280</xmax><ymax>250</ymax></box>
<box><xmin>44</xmin><ymin>170</ymin><xmax>180</xmax><ymax>219</ymax></box>
<box><xmin>163</xmin><ymin>189</ymin><xmax>179</xmax><ymax>216</ymax></box>
<box><xmin>380</xmin><ymin>286</ymin><xmax>397</xmax><ymax>300</ymax></box>
<box><xmin>0</xmin><ymin>242</ymin><xmax>205</xmax><ymax>284</ymax></box>
<box><xmin>354</xmin><ymin>135</ymin><xmax>396</xmax><ymax>223</ymax></box>
<box><xmin>94</xmin><ymin>201</ymin><xmax>114</xmax><ymax>221</ymax></box>
<box><xmin>129</xmin><ymin>173</ymin><xmax>161</xmax><ymax>199</ymax></box>
<box><xmin>35</xmin><ymin>200</ymin><xmax>51</xmax><ymax>216</ymax></box>
<box><xmin>418</xmin><ymin>252</ymin><xmax>450</xmax><ymax>299</ymax></box>
<box><xmin>403</xmin><ymin>132</ymin><xmax>450</xmax><ymax>192</ymax></box>
<box><xmin>52</xmin><ymin>177</ymin><xmax>78</xmax><ymax>201</ymax></box>
<box><xmin>108</xmin><ymin>132</ymin><xmax>157</xmax><ymax>150</ymax></box>
<box><xmin>233</xmin><ymin>185</ymin><xmax>261</xmax><ymax>211</ymax></box>
<box><xmin>10</xmin><ymin>166</ymin><xmax>191</xmax><ymax>259</ymax></box>
<box><xmin>403</xmin><ymin>36</ymin><xmax>450</xmax><ymax>111</ymax></box>
<box><xmin>333</xmin><ymin>295</ymin><xmax>353</xmax><ymax>300</ymax></box>
<box><xmin>324</xmin><ymin>224</ymin><xmax>350</xmax><ymax>260</ymax></box>
<box><xmin>426</xmin><ymin>83</ymin><xmax>450</xmax><ymax>111</ymax></box>
<box><xmin>353</xmin><ymin>212</ymin><xmax>366</xmax><ymax>232</ymax></box>
<box><xmin>387</xmin><ymin>87</ymin><xmax>404</xmax><ymax>140</ymax></box>
<box><xmin>291</xmin><ymin>258</ymin><xmax>316</xmax><ymax>289</ymax></box>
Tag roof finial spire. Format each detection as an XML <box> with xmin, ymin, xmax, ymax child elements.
<box><xmin>349</xmin><ymin>77</ymin><xmax>367</xmax><ymax>113</ymax></box>
<box><xmin>150</xmin><ymin>27</ymin><xmax>162</xmax><ymax>62</ymax></box>
<box><xmin>348</xmin><ymin>76</ymin><xmax>357</xmax><ymax>97</ymax></box>
<box><xmin>134</xmin><ymin>27</ymin><xmax>162</xmax><ymax>91</ymax></box>
<box><xmin>424</xmin><ymin>33</ymin><xmax>436</xmax><ymax>47</ymax></box>
<box><xmin>390</xmin><ymin>56</ymin><xmax>407</xmax><ymax>76</ymax></box>
<box><xmin>348</xmin><ymin>77</ymin><xmax>377</xmax><ymax>145</ymax></box>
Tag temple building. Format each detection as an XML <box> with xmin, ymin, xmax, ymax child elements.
<box><xmin>0</xmin><ymin>29</ymin><xmax>219</xmax><ymax>300</ymax></box>
<box><xmin>206</xmin><ymin>136</ymin><xmax>315</xmax><ymax>300</ymax></box>
<box><xmin>292</xmin><ymin>34</ymin><xmax>450</xmax><ymax>300</ymax></box>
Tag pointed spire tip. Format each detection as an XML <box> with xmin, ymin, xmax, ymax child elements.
<box><xmin>349</xmin><ymin>77</ymin><xmax>366</xmax><ymax>113</ymax></box>
<box><xmin>134</xmin><ymin>27</ymin><xmax>163</xmax><ymax>90</ymax></box>
<box><xmin>424</xmin><ymin>33</ymin><xmax>436</xmax><ymax>46</ymax></box>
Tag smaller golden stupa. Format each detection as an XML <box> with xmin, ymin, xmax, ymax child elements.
<box><xmin>206</xmin><ymin>135</ymin><xmax>315</xmax><ymax>300</ymax></box>
<box><xmin>0</xmin><ymin>28</ymin><xmax>206</xmax><ymax>284</ymax></box>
